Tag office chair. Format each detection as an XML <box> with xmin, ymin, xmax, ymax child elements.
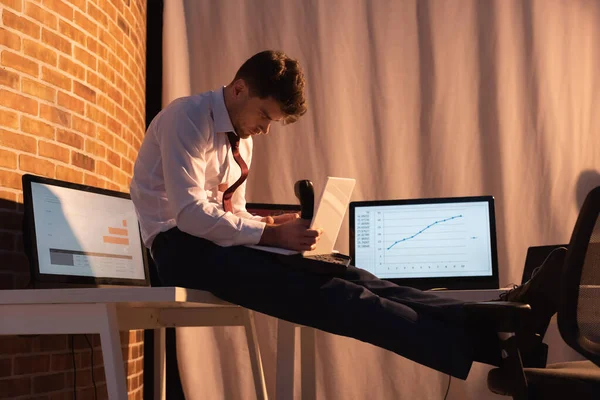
<box><xmin>469</xmin><ymin>186</ymin><xmax>600</xmax><ymax>399</ymax></box>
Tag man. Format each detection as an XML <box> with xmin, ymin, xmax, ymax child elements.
<box><xmin>131</xmin><ymin>50</ymin><xmax>564</xmax><ymax>379</ymax></box>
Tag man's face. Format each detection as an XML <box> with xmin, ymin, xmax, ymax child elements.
<box><xmin>228</xmin><ymin>81</ymin><xmax>285</xmax><ymax>139</ymax></box>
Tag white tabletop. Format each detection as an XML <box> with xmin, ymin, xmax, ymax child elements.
<box><xmin>0</xmin><ymin>287</ymin><xmax>233</xmax><ymax>308</ymax></box>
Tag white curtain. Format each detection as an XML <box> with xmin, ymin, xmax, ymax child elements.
<box><xmin>162</xmin><ymin>0</ymin><xmax>600</xmax><ymax>398</ymax></box>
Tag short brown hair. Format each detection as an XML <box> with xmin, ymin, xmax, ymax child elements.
<box><xmin>234</xmin><ymin>50</ymin><xmax>307</xmax><ymax>124</ymax></box>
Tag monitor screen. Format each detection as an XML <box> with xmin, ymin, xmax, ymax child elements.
<box><xmin>350</xmin><ymin>196</ymin><xmax>499</xmax><ymax>290</ymax></box>
<box><xmin>23</xmin><ymin>175</ymin><xmax>149</xmax><ymax>286</ymax></box>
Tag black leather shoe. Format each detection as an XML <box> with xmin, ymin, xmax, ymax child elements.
<box><xmin>499</xmin><ymin>246</ymin><xmax>567</xmax><ymax>335</ymax></box>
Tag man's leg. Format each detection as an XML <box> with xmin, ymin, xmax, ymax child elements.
<box><xmin>151</xmin><ymin>228</ymin><xmax>497</xmax><ymax>379</ymax></box>
<box><xmin>337</xmin><ymin>266</ymin><xmax>503</xmax><ymax>366</ymax></box>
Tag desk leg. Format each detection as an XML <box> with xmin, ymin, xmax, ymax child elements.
<box><xmin>98</xmin><ymin>303</ymin><xmax>128</xmax><ymax>399</ymax></box>
<box><xmin>300</xmin><ymin>327</ymin><xmax>316</xmax><ymax>400</ymax></box>
<box><xmin>154</xmin><ymin>328</ymin><xmax>166</xmax><ymax>400</ymax></box>
<box><xmin>243</xmin><ymin>311</ymin><xmax>268</xmax><ymax>400</ymax></box>
<box><xmin>276</xmin><ymin>320</ymin><xmax>296</xmax><ymax>400</ymax></box>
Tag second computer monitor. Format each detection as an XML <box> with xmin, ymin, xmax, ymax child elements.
<box><xmin>349</xmin><ymin>196</ymin><xmax>499</xmax><ymax>290</ymax></box>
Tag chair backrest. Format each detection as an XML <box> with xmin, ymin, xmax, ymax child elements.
<box><xmin>558</xmin><ymin>186</ymin><xmax>600</xmax><ymax>367</ymax></box>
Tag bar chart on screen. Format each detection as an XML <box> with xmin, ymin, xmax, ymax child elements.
<box><xmin>103</xmin><ymin>220</ymin><xmax>130</xmax><ymax>245</ymax></box>
<box><xmin>354</xmin><ymin>201</ymin><xmax>494</xmax><ymax>279</ymax></box>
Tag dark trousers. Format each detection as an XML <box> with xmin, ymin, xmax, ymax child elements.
<box><xmin>150</xmin><ymin>227</ymin><xmax>501</xmax><ymax>379</ymax></box>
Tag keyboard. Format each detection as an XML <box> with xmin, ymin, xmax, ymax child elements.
<box><xmin>307</xmin><ymin>253</ymin><xmax>352</xmax><ymax>266</ymax></box>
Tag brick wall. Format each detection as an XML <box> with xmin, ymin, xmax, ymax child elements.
<box><xmin>0</xmin><ymin>0</ymin><xmax>147</xmax><ymax>398</ymax></box>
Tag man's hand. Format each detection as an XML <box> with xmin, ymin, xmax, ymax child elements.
<box><xmin>259</xmin><ymin>218</ymin><xmax>322</xmax><ymax>251</ymax></box>
<box><xmin>261</xmin><ymin>216</ymin><xmax>275</xmax><ymax>224</ymax></box>
<box><xmin>272</xmin><ymin>212</ymin><xmax>299</xmax><ymax>225</ymax></box>
<box><xmin>260</xmin><ymin>213</ymin><xmax>298</xmax><ymax>225</ymax></box>
<box><xmin>260</xmin><ymin>213</ymin><xmax>300</xmax><ymax>225</ymax></box>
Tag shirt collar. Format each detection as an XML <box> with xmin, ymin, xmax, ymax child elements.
<box><xmin>211</xmin><ymin>87</ymin><xmax>236</xmax><ymax>134</ymax></box>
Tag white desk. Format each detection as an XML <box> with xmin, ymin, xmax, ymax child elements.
<box><xmin>0</xmin><ymin>287</ymin><xmax>268</xmax><ymax>400</ymax></box>
<box><xmin>1</xmin><ymin>287</ymin><xmax>584</xmax><ymax>399</ymax></box>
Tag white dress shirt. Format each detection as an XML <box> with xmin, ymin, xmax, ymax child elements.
<box><xmin>130</xmin><ymin>87</ymin><xmax>265</xmax><ymax>248</ymax></box>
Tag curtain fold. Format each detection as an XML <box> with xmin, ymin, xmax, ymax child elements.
<box><xmin>162</xmin><ymin>1</ymin><xmax>600</xmax><ymax>398</ymax></box>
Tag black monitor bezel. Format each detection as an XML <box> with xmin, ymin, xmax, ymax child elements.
<box><xmin>245</xmin><ymin>203</ymin><xmax>302</xmax><ymax>216</ymax></box>
<box><xmin>22</xmin><ymin>174</ymin><xmax>150</xmax><ymax>287</ymax></box>
<box><xmin>349</xmin><ymin>196</ymin><xmax>499</xmax><ymax>290</ymax></box>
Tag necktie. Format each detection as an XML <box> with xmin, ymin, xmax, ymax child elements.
<box><xmin>222</xmin><ymin>131</ymin><xmax>249</xmax><ymax>213</ymax></box>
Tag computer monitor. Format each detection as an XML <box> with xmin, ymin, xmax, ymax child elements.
<box><xmin>349</xmin><ymin>196</ymin><xmax>499</xmax><ymax>290</ymax></box>
<box><xmin>22</xmin><ymin>174</ymin><xmax>150</xmax><ymax>287</ymax></box>
<box><xmin>245</xmin><ymin>203</ymin><xmax>301</xmax><ymax>218</ymax></box>
<box><xmin>522</xmin><ymin>244</ymin><xmax>568</xmax><ymax>284</ymax></box>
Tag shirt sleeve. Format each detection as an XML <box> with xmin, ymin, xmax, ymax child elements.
<box><xmin>158</xmin><ymin>102</ymin><xmax>265</xmax><ymax>246</ymax></box>
<box><xmin>233</xmin><ymin>188</ymin><xmax>264</xmax><ymax>221</ymax></box>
